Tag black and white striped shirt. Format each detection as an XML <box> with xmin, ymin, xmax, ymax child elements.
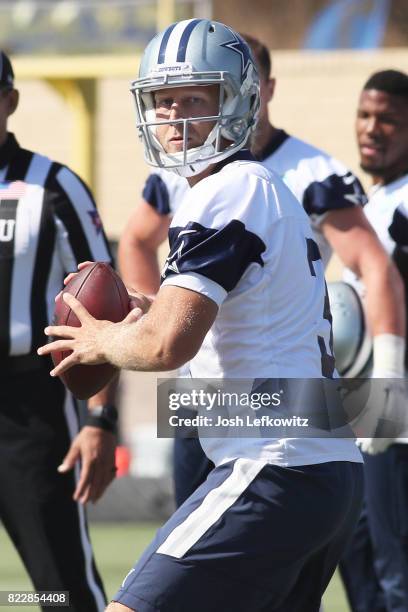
<box><xmin>0</xmin><ymin>133</ymin><xmax>112</xmax><ymax>358</ymax></box>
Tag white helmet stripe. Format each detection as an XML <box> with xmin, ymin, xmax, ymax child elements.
<box><xmin>157</xmin><ymin>22</ymin><xmax>178</xmax><ymax>63</ymax></box>
<box><xmin>164</xmin><ymin>19</ymin><xmax>201</xmax><ymax>64</ymax></box>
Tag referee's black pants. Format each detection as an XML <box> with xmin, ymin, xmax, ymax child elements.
<box><xmin>0</xmin><ymin>363</ymin><xmax>107</xmax><ymax>612</ymax></box>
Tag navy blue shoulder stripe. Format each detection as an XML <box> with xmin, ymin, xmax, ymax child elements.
<box><xmin>142</xmin><ymin>174</ymin><xmax>170</xmax><ymax>215</ymax></box>
<box><xmin>303</xmin><ymin>173</ymin><xmax>366</xmax><ymax>217</ymax></box>
<box><xmin>161</xmin><ymin>220</ymin><xmax>265</xmax><ymax>293</ymax></box>
<box><xmin>158</xmin><ymin>22</ymin><xmax>178</xmax><ymax>63</ymax></box>
<box><xmin>176</xmin><ymin>19</ymin><xmax>202</xmax><ymax>62</ymax></box>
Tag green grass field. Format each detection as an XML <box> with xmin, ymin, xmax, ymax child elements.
<box><xmin>0</xmin><ymin>522</ymin><xmax>350</xmax><ymax>610</ymax></box>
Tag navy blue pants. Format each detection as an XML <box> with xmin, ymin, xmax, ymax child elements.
<box><xmin>340</xmin><ymin>445</ymin><xmax>408</xmax><ymax>612</ymax></box>
<box><xmin>115</xmin><ymin>459</ymin><xmax>363</xmax><ymax>612</ymax></box>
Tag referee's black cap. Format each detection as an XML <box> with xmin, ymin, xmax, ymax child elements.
<box><xmin>0</xmin><ymin>51</ymin><xmax>14</xmax><ymax>88</ymax></box>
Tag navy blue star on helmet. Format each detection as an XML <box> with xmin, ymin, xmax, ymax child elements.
<box><xmin>221</xmin><ymin>30</ymin><xmax>254</xmax><ymax>80</ymax></box>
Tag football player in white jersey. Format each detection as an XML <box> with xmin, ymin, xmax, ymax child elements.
<box><xmin>39</xmin><ymin>20</ymin><xmax>364</xmax><ymax>612</ymax></box>
<box><xmin>118</xmin><ymin>33</ymin><xmax>405</xmax><ymax>508</ymax></box>
<box><xmin>339</xmin><ymin>70</ymin><xmax>408</xmax><ymax>612</ymax></box>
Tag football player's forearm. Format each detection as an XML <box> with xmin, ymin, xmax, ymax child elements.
<box><xmin>103</xmin><ymin>285</ymin><xmax>217</xmax><ymax>372</ymax></box>
<box><xmin>103</xmin><ymin>307</ymin><xmax>201</xmax><ymax>372</ymax></box>
<box><xmin>118</xmin><ymin>239</ymin><xmax>161</xmax><ymax>297</ymax></box>
<box><xmin>361</xmin><ymin>256</ymin><xmax>405</xmax><ymax>338</ymax></box>
<box><xmin>102</xmin><ymin>317</ymin><xmax>180</xmax><ymax>371</ymax></box>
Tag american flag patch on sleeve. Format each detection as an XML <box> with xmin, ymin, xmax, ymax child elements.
<box><xmin>0</xmin><ymin>181</ymin><xmax>27</xmax><ymax>199</ymax></box>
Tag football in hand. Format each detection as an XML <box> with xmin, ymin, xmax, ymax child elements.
<box><xmin>52</xmin><ymin>262</ymin><xmax>129</xmax><ymax>399</ymax></box>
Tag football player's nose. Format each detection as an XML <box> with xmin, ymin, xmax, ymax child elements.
<box><xmin>365</xmin><ymin>117</ymin><xmax>380</xmax><ymax>137</ymax></box>
<box><xmin>169</xmin><ymin>102</ymin><xmax>183</xmax><ymax>120</ymax></box>
<box><xmin>168</xmin><ymin>106</ymin><xmax>186</xmax><ymax>134</ymax></box>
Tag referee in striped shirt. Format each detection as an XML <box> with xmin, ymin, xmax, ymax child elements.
<box><xmin>0</xmin><ymin>51</ymin><xmax>116</xmax><ymax>611</ymax></box>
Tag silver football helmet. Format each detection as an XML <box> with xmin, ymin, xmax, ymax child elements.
<box><xmin>327</xmin><ymin>281</ymin><xmax>373</xmax><ymax>377</ymax></box>
<box><xmin>130</xmin><ymin>19</ymin><xmax>260</xmax><ymax>177</ymax></box>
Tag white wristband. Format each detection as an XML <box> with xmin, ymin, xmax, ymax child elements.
<box><xmin>372</xmin><ymin>333</ymin><xmax>405</xmax><ymax>378</ymax></box>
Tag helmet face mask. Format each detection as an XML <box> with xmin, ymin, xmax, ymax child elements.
<box><xmin>131</xmin><ymin>20</ymin><xmax>260</xmax><ymax>177</ymax></box>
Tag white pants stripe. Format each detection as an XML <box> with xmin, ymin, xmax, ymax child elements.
<box><xmin>157</xmin><ymin>457</ymin><xmax>267</xmax><ymax>558</ymax></box>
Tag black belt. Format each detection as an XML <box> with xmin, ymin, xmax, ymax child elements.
<box><xmin>1</xmin><ymin>353</ymin><xmax>50</xmax><ymax>374</ymax></box>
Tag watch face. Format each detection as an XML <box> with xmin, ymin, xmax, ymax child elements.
<box><xmin>92</xmin><ymin>406</ymin><xmax>104</xmax><ymax>418</ymax></box>
<box><xmin>91</xmin><ymin>404</ymin><xmax>117</xmax><ymax>420</ymax></box>
<box><xmin>86</xmin><ymin>404</ymin><xmax>118</xmax><ymax>433</ymax></box>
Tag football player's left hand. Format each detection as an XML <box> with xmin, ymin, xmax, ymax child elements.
<box><xmin>55</xmin><ymin>261</ymin><xmax>95</xmax><ymax>303</ymax></box>
<box><xmin>126</xmin><ymin>287</ymin><xmax>152</xmax><ymax>322</ymax></box>
<box><xmin>57</xmin><ymin>426</ymin><xmax>117</xmax><ymax>504</ymax></box>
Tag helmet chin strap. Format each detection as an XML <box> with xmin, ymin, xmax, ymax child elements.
<box><xmin>163</xmin><ymin>146</ymin><xmax>216</xmax><ymax>178</ymax></box>
<box><xmin>162</xmin><ymin>142</ymin><xmax>245</xmax><ymax>177</ymax></box>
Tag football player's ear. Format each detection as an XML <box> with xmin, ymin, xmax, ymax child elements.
<box><xmin>6</xmin><ymin>89</ymin><xmax>19</xmax><ymax>117</ymax></box>
<box><xmin>267</xmin><ymin>77</ymin><xmax>276</xmax><ymax>102</ymax></box>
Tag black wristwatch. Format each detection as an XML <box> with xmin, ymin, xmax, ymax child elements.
<box><xmin>85</xmin><ymin>404</ymin><xmax>118</xmax><ymax>433</ymax></box>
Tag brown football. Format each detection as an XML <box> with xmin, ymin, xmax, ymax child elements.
<box><xmin>52</xmin><ymin>262</ymin><xmax>129</xmax><ymax>399</ymax></box>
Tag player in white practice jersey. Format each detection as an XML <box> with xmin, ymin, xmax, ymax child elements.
<box><xmin>39</xmin><ymin>20</ymin><xmax>364</xmax><ymax>612</ymax></box>
<box><xmin>118</xmin><ymin>33</ymin><xmax>404</xmax><ymax>507</ymax></box>
<box><xmin>340</xmin><ymin>69</ymin><xmax>408</xmax><ymax>612</ymax></box>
